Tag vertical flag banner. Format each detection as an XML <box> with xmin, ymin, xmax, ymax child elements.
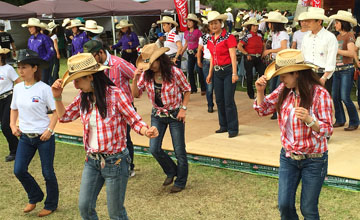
<box><xmin>174</xmin><ymin>0</ymin><xmax>188</xmax><ymax>32</ymax></box>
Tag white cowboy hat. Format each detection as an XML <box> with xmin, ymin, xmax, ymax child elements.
<box><xmin>62</xmin><ymin>18</ymin><xmax>71</xmax><ymax>27</ymax></box>
<box><xmin>116</xmin><ymin>19</ymin><xmax>134</xmax><ymax>29</ymax></box>
<box><xmin>243</xmin><ymin>14</ymin><xmax>250</xmax><ymax>22</ymax></box>
<box><xmin>61</xmin><ymin>53</ymin><xmax>109</xmax><ymax>88</ymax></box>
<box><xmin>185</xmin><ymin>13</ymin><xmax>201</xmax><ymax>24</ymax></box>
<box><xmin>40</xmin><ymin>22</ymin><xmax>48</xmax><ymax>30</ymax></box>
<box><xmin>21</xmin><ymin>18</ymin><xmax>47</xmax><ymax>29</ymax></box>
<box><xmin>66</xmin><ymin>19</ymin><xmax>84</xmax><ymax>29</ymax></box>
<box><xmin>47</xmin><ymin>21</ymin><xmax>58</xmax><ymax>32</ymax></box>
<box><xmin>136</xmin><ymin>43</ymin><xmax>169</xmax><ymax>71</ymax></box>
<box><xmin>264</xmin><ymin>49</ymin><xmax>318</xmax><ymax>80</ymax></box>
<box><xmin>242</xmin><ymin>18</ymin><xmax>260</xmax><ymax>27</ymax></box>
<box><xmin>80</xmin><ymin>20</ymin><xmax>104</xmax><ymax>34</ymax></box>
<box><xmin>207</xmin><ymin>11</ymin><xmax>228</xmax><ymax>23</ymax></box>
<box><xmin>329</xmin><ymin>10</ymin><xmax>357</xmax><ymax>26</ymax></box>
<box><xmin>226</xmin><ymin>7</ymin><xmax>232</xmax><ymax>12</ymax></box>
<box><xmin>264</xmin><ymin>11</ymin><xmax>288</xmax><ymax>23</ymax></box>
<box><xmin>201</xmin><ymin>17</ymin><xmax>208</xmax><ymax>25</ymax></box>
<box><xmin>298</xmin><ymin>7</ymin><xmax>329</xmax><ymax>22</ymax></box>
<box><xmin>157</xmin><ymin>16</ymin><xmax>178</xmax><ymax>27</ymax></box>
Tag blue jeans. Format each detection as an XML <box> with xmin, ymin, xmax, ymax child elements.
<box><xmin>150</xmin><ymin>114</ymin><xmax>188</xmax><ymax>188</ymax></box>
<box><xmin>78</xmin><ymin>148</ymin><xmax>130</xmax><ymax>220</ymax></box>
<box><xmin>14</xmin><ymin>134</ymin><xmax>58</xmax><ymax>211</ymax></box>
<box><xmin>278</xmin><ymin>148</ymin><xmax>328</xmax><ymax>220</ymax></box>
<box><xmin>332</xmin><ymin>68</ymin><xmax>360</xmax><ymax>126</ymax></box>
<box><xmin>187</xmin><ymin>51</ymin><xmax>205</xmax><ymax>92</ymax></box>
<box><xmin>226</xmin><ymin>21</ymin><xmax>233</xmax><ymax>33</ymax></box>
<box><xmin>213</xmin><ymin>65</ymin><xmax>239</xmax><ymax>135</ymax></box>
<box><xmin>202</xmin><ymin>59</ymin><xmax>214</xmax><ymax>108</ymax></box>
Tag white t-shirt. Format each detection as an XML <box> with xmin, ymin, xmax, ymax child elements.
<box><xmin>198</xmin><ymin>34</ymin><xmax>211</xmax><ymax>60</ymax></box>
<box><xmin>11</xmin><ymin>81</ymin><xmax>55</xmax><ymax>134</ymax></box>
<box><xmin>0</xmin><ymin>64</ymin><xmax>18</xmax><ymax>94</ymax></box>
<box><xmin>271</xmin><ymin>31</ymin><xmax>289</xmax><ymax>59</ymax></box>
<box><xmin>226</xmin><ymin>12</ymin><xmax>234</xmax><ymax>22</ymax></box>
<box><xmin>292</xmin><ymin>30</ymin><xmax>309</xmax><ymax>50</ymax></box>
<box><xmin>88</xmin><ymin>104</ymin><xmax>99</xmax><ymax>151</ymax></box>
<box><xmin>51</xmin><ymin>34</ymin><xmax>58</xmax><ymax>41</ymax></box>
<box><xmin>164</xmin><ymin>28</ymin><xmax>181</xmax><ymax>55</ymax></box>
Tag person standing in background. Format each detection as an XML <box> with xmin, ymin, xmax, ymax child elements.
<box><xmin>0</xmin><ymin>23</ymin><xmax>16</xmax><ymax>59</ymax></box>
<box><xmin>66</xmin><ymin>19</ymin><xmax>88</xmax><ymax>55</ymax></box>
<box><xmin>226</xmin><ymin>8</ymin><xmax>234</xmax><ymax>33</ymax></box>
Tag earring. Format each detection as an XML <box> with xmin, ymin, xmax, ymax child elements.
<box><xmin>91</xmin><ymin>81</ymin><xmax>94</xmax><ymax>89</ymax></box>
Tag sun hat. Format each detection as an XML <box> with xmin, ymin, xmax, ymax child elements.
<box><xmin>66</xmin><ymin>19</ymin><xmax>84</xmax><ymax>29</ymax></box>
<box><xmin>115</xmin><ymin>19</ymin><xmax>134</xmax><ymax>29</ymax></box>
<box><xmin>264</xmin><ymin>11</ymin><xmax>288</xmax><ymax>23</ymax></box>
<box><xmin>329</xmin><ymin>10</ymin><xmax>357</xmax><ymax>26</ymax></box>
<box><xmin>297</xmin><ymin>7</ymin><xmax>329</xmax><ymax>22</ymax></box>
<box><xmin>83</xmin><ymin>40</ymin><xmax>103</xmax><ymax>54</ymax></box>
<box><xmin>46</xmin><ymin>21</ymin><xmax>58</xmax><ymax>32</ymax></box>
<box><xmin>61</xmin><ymin>53</ymin><xmax>109</xmax><ymax>88</ymax></box>
<box><xmin>16</xmin><ymin>49</ymin><xmax>48</xmax><ymax>69</ymax></box>
<box><xmin>136</xmin><ymin>43</ymin><xmax>169</xmax><ymax>71</ymax></box>
<box><xmin>157</xmin><ymin>16</ymin><xmax>178</xmax><ymax>27</ymax></box>
<box><xmin>185</xmin><ymin>13</ymin><xmax>201</xmax><ymax>24</ymax></box>
<box><xmin>207</xmin><ymin>11</ymin><xmax>228</xmax><ymax>23</ymax></box>
<box><xmin>62</xmin><ymin>18</ymin><xmax>71</xmax><ymax>27</ymax></box>
<box><xmin>264</xmin><ymin>49</ymin><xmax>318</xmax><ymax>80</ymax></box>
<box><xmin>0</xmin><ymin>46</ymin><xmax>10</xmax><ymax>54</ymax></box>
<box><xmin>242</xmin><ymin>18</ymin><xmax>260</xmax><ymax>27</ymax></box>
<box><xmin>21</xmin><ymin>18</ymin><xmax>47</xmax><ymax>29</ymax></box>
<box><xmin>80</xmin><ymin>20</ymin><xmax>104</xmax><ymax>34</ymax></box>
<box><xmin>226</xmin><ymin>7</ymin><xmax>232</xmax><ymax>12</ymax></box>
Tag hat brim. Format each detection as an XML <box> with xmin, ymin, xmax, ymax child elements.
<box><xmin>185</xmin><ymin>17</ymin><xmax>201</xmax><ymax>24</ymax></box>
<box><xmin>21</xmin><ymin>23</ymin><xmax>46</xmax><ymax>29</ymax></box>
<box><xmin>157</xmin><ymin>20</ymin><xmax>178</xmax><ymax>27</ymax></box>
<box><xmin>264</xmin><ymin>17</ymin><xmax>288</xmax><ymax>24</ymax></box>
<box><xmin>61</xmin><ymin>65</ymin><xmax>110</xmax><ymax>88</ymax></box>
<box><xmin>329</xmin><ymin>15</ymin><xmax>357</xmax><ymax>25</ymax></box>
<box><xmin>0</xmin><ymin>48</ymin><xmax>11</xmax><ymax>54</ymax></box>
<box><xmin>115</xmin><ymin>24</ymin><xmax>133</xmax><ymax>29</ymax></box>
<box><xmin>17</xmin><ymin>57</ymin><xmax>49</xmax><ymax>70</ymax></box>
<box><xmin>265</xmin><ymin>62</ymin><xmax>317</xmax><ymax>80</ymax></box>
<box><xmin>62</xmin><ymin>21</ymin><xmax>70</xmax><ymax>27</ymax></box>
<box><xmin>66</xmin><ymin>24</ymin><xmax>84</xmax><ymax>29</ymax></box>
<box><xmin>136</xmin><ymin>47</ymin><xmax>169</xmax><ymax>71</ymax></box>
<box><xmin>208</xmin><ymin>14</ymin><xmax>228</xmax><ymax>23</ymax></box>
<box><xmin>80</xmin><ymin>26</ymin><xmax>104</xmax><ymax>34</ymax></box>
<box><xmin>242</xmin><ymin>22</ymin><xmax>259</xmax><ymax>27</ymax></box>
<box><xmin>299</xmin><ymin>13</ymin><xmax>329</xmax><ymax>22</ymax></box>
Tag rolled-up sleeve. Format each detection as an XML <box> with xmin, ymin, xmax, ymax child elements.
<box><xmin>312</xmin><ymin>90</ymin><xmax>333</xmax><ymax>138</ymax></box>
<box><xmin>253</xmin><ymin>83</ymin><xmax>283</xmax><ymax>116</ymax></box>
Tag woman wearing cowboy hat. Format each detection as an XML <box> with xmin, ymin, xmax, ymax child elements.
<box><xmin>110</xmin><ymin>19</ymin><xmax>139</xmax><ymax>66</ymax></box>
<box><xmin>66</xmin><ymin>19</ymin><xmax>89</xmax><ymax>55</ymax></box>
<box><xmin>80</xmin><ymin>20</ymin><xmax>104</xmax><ymax>43</ymax></box>
<box><xmin>205</xmin><ymin>11</ymin><xmax>239</xmax><ymax>138</ymax></box>
<box><xmin>157</xmin><ymin>16</ymin><xmax>183</xmax><ymax>68</ymax></box>
<box><xmin>132</xmin><ymin>43</ymin><xmax>191</xmax><ymax>193</ymax></box>
<box><xmin>254</xmin><ymin>49</ymin><xmax>333</xmax><ymax>220</ymax></box>
<box><xmin>0</xmin><ymin>47</ymin><xmax>21</xmax><ymax>162</ymax></box>
<box><xmin>45</xmin><ymin>21</ymin><xmax>61</xmax><ymax>86</ymax></box>
<box><xmin>51</xmin><ymin>53</ymin><xmax>158</xmax><ymax>219</ymax></box>
<box><xmin>329</xmin><ymin>10</ymin><xmax>359</xmax><ymax>131</ymax></box>
<box><xmin>10</xmin><ymin>49</ymin><xmax>59</xmax><ymax>217</ymax></box>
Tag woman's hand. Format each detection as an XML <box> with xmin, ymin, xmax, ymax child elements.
<box><xmin>262</xmin><ymin>49</ymin><xmax>271</xmax><ymax>58</ymax></box>
<box><xmin>51</xmin><ymin>79</ymin><xmax>63</xmax><ymax>98</ymax></box>
<box><xmin>206</xmin><ymin>75</ymin><xmax>212</xmax><ymax>84</ymax></box>
<box><xmin>255</xmin><ymin>75</ymin><xmax>267</xmax><ymax>92</ymax></box>
<box><xmin>145</xmin><ymin>126</ymin><xmax>159</xmax><ymax>138</ymax></box>
<box><xmin>171</xmin><ymin>57</ymin><xmax>177</xmax><ymax>64</ymax></box>
<box><xmin>134</xmin><ymin>68</ymin><xmax>143</xmax><ymax>80</ymax></box>
<box><xmin>10</xmin><ymin>125</ymin><xmax>21</xmax><ymax>137</ymax></box>
<box><xmin>177</xmin><ymin>109</ymin><xmax>186</xmax><ymax>123</ymax></box>
<box><xmin>57</xmin><ymin>53</ymin><xmax>61</xmax><ymax>59</ymax></box>
<box><xmin>197</xmin><ymin>60</ymin><xmax>203</xmax><ymax>68</ymax></box>
<box><xmin>40</xmin><ymin>129</ymin><xmax>52</xmax><ymax>141</ymax></box>
<box><xmin>294</xmin><ymin>107</ymin><xmax>312</xmax><ymax>123</ymax></box>
<box><xmin>232</xmin><ymin>74</ymin><xmax>238</xmax><ymax>84</ymax></box>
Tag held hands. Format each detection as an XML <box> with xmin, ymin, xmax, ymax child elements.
<box><xmin>255</xmin><ymin>75</ymin><xmax>267</xmax><ymax>92</ymax></box>
<box><xmin>294</xmin><ymin>107</ymin><xmax>312</xmax><ymax>124</ymax></box>
<box><xmin>177</xmin><ymin>109</ymin><xmax>186</xmax><ymax>123</ymax></box>
<box><xmin>51</xmin><ymin>79</ymin><xmax>64</xmax><ymax>99</ymax></box>
<box><xmin>40</xmin><ymin>130</ymin><xmax>52</xmax><ymax>141</ymax></box>
<box><xmin>145</xmin><ymin>126</ymin><xmax>159</xmax><ymax>138</ymax></box>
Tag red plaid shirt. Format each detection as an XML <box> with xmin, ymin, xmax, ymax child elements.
<box><xmin>137</xmin><ymin>66</ymin><xmax>191</xmax><ymax>114</ymax></box>
<box><xmin>59</xmin><ymin>86</ymin><xmax>147</xmax><ymax>154</ymax></box>
<box><xmin>253</xmin><ymin>83</ymin><xmax>333</xmax><ymax>157</ymax></box>
<box><xmin>207</xmin><ymin>28</ymin><xmax>237</xmax><ymax>66</ymax></box>
<box><xmin>104</xmin><ymin>53</ymin><xmax>135</xmax><ymax>103</ymax></box>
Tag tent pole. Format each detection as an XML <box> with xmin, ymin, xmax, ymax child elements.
<box><xmin>111</xmin><ymin>16</ymin><xmax>117</xmax><ymax>56</ymax></box>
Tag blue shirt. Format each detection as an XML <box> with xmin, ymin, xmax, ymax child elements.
<box><xmin>28</xmin><ymin>33</ymin><xmax>55</xmax><ymax>61</ymax></box>
<box><xmin>112</xmin><ymin>32</ymin><xmax>139</xmax><ymax>50</ymax></box>
<box><xmin>72</xmin><ymin>31</ymin><xmax>89</xmax><ymax>55</ymax></box>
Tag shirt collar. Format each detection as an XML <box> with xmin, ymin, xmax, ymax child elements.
<box><xmin>104</xmin><ymin>50</ymin><xmax>111</xmax><ymax>66</ymax></box>
<box><xmin>310</xmin><ymin>27</ymin><xmax>325</xmax><ymax>37</ymax></box>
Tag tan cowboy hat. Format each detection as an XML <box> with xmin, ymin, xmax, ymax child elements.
<box><xmin>242</xmin><ymin>18</ymin><xmax>260</xmax><ymax>27</ymax></box>
<box><xmin>185</xmin><ymin>13</ymin><xmax>201</xmax><ymax>24</ymax></box>
<box><xmin>207</xmin><ymin>11</ymin><xmax>228</xmax><ymax>23</ymax></box>
<box><xmin>298</xmin><ymin>7</ymin><xmax>329</xmax><ymax>22</ymax></box>
<box><xmin>61</xmin><ymin>53</ymin><xmax>109</xmax><ymax>88</ymax></box>
<box><xmin>226</xmin><ymin>7</ymin><xmax>232</xmax><ymax>12</ymax></box>
<box><xmin>62</xmin><ymin>18</ymin><xmax>71</xmax><ymax>27</ymax></box>
<box><xmin>21</xmin><ymin>18</ymin><xmax>47</xmax><ymax>29</ymax></box>
<box><xmin>264</xmin><ymin>49</ymin><xmax>318</xmax><ymax>80</ymax></box>
<box><xmin>0</xmin><ymin>46</ymin><xmax>10</xmax><ymax>54</ymax></box>
<box><xmin>116</xmin><ymin>19</ymin><xmax>134</xmax><ymax>29</ymax></box>
<box><xmin>47</xmin><ymin>21</ymin><xmax>58</xmax><ymax>32</ymax></box>
<box><xmin>80</xmin><ymin>20</ymin><xmax>104</xmax><ymax>34</ymax></box>
<box><xmin>66</xmin><ymin>19</ymin><xmax>84</xmax><ymax>29</ymax></box>
<box><xmin>329</xmin><ymin>10</ymin><xmax>357</xmax><ymax>26</ymax></box>
<box><xmin>136</xmin><ymin>43</ymin><xmax>169</xmax><ymax>71</ymax></box>
<box><xmin>264</xmin><ymin>11</ymin><xmax>288</xmax><ymax>23</ymax></box>
<box><xmin>40</xmin><ymin>22</ymin><xmax>48</xmax><ymax>30</ymax></box>
<box><xmin>157</xmin><ymin>16</ymin><xmax>178</xmax><ymax>27</ymax></box>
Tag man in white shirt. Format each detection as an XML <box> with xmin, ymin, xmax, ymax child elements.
<box><xmin>226</xmin><ymin>8</ymin><xmax>234</xmax><ymax>32</ymax></box>
<box><xmin>300</xmin><ymin>7</ymin><xmax>338</xmax><ymax>93</ymax></box>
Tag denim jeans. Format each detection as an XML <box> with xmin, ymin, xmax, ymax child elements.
<box><xmin>226</xmin><ymin>21</ymin><xmax>233</xmax><ymax>33</ymax></box>
<box><xmin>0</xmin><ymin>94</ymin><xmax>18</xmax><ymax>155</ymax></box>
<box><xmin>278</xmin><ymin>148</ymin><xmax>328</xmax><ymax>220</ymax></box>
<box><xmin>332</xmin><ymin>68</ymin><xmax>360</xmax><ymax>126</ymax></box>
<box><xmin>150</xmin><ymin>114</ymin><xmax>188</xmax><ymax>188</ymax></box>
<box><xmin>244</xmin><ymin>56</ymin><xmax>265</xmax><ymax>98</ymax></box>
<box><xmin>41</xmin><ymin>65</ymin><xmax>52</xmax><ymax>86</ymax></box>
<box><xmin>187</xmin><ymin>51</ymin><xmax>206</xmax><ymax>93</ymax></box>
<box><xmin>213</xmin><ymin>65</ymin><xmax>239</xmax><ymax>135</ymax></box>
<box><xmin>78</xmin><ymin>148</ymin><xmax>130</xmax><ymax>220</ymax></box>
<box><xmin>13</xmin><ymin>134</ymin><xmax>58</xmax><ymax>211</ymax></box>
<box><xmin>202</xmin><ymin>59</ymin><xmax>214</xmax><ymax>108</ymax></box>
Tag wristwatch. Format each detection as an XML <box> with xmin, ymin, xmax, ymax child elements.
<box><xmin>305</xmin><ymin>117</ymin><xmax>317</xmax><ymax>128</ymax></box>
<box><xmin>180</xmin><ymin>105</ymin><xmax>187</xmax><ymax>110</ymax></box>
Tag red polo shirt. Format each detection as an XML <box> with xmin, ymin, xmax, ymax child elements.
<box><xmin>240</xmin><ymin>31</ymin><xmax>263</xmax><ymax>54</ymax></box>
<box><xmin>207</xmin><ymin>28</ymin><xmax>237</xmax><ymax>66</ymax></box>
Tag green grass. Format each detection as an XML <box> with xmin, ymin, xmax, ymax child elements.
<box><xmin>0</xmin><ymin>134</ymin><xmax>360</xmax><ymax>219</ymax></box>
<box><xmin>232</xmin><ymin>2</ymin><xmax>298</xmax><ymax>13</ymax></box>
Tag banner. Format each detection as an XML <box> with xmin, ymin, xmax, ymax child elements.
<box><xmin>312</xmin><ymin>0</ymin><xmax>321</xmax><ymax>8</ymax></box>
<box><xmin>174</xmin><ymin>0</ymin><xmax>188</xmax><ymax>32</ymax></box>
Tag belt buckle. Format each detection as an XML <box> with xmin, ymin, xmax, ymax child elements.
<box><xmin>290</xmin><ymin>153</ymin><xmax>305</xmax><ymax>160</ymax></box>
<box><xmin>188</xmin><ymin>50</ymin><xmax>194</xmax><ymax>54</ymax></box>
<box><xmin>255</xmin><ymin>54</ymin><xmax>261</xmax><ymax>58</ymax></box>
<box><xmin>125</xmin><ymin>49</ymin><xmax>132</xmax><ymax>53</ymax></box>
<box><xmin>214</xmin><ymin>65</ymin><xmax>221</xmax><ymax>71</ymax></box>
<box><xmin>25</xmin><ymin>133</ymin><xmax>39</xmax><ymax>138</ymax></box>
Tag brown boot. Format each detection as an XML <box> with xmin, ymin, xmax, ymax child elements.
<box><xmin>170</xmin><ymin>185</ymin><xmax>184</xmax><ymax>193</ymax></box>
<box><xmin>37</xmin><ymin>209</ymin><xmax>54</xmax><ymax>217</ymax></box>
<box><xmin>23</xmin><ymin>203</ymin><xmax>36</xmax><ymax>213</ymax></box>
<box><xmin>162</xmin><ymin>177</ymin><xmax>174</xmax><ymax>186</ymax></box>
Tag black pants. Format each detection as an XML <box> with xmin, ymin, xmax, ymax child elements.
<box><xmin>317</xmin><ymin>72</ymin><xmax>333</xmax><ymax>95</ymax></box>
<box><xmin>244</xmin><ymin>56</ymin><xmax>265</xmax><ymax>98</ymax></box>
<box><xmin>0</xmin><ymin>94</ymin><xmax>18</xmax><ymax>156</ymax></box>
<box><xmin>187</xmin><ymin>51</ymin><xmax>206</xmax><ymax>93</ymax></box>
<box><xmin>121</xmin><ymin>50</ymin><xmax>138</xmax><ymax>66</ymax></box>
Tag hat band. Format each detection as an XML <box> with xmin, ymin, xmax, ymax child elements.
<box><xmin>69</xmin><ymin>63</ymin><xmax>100</xmax><ymax>75</ymax></box>
<box><xmin>275</xmin><ymin>61</ymin><xmax>305</xmax><ymax>70</ymax></box>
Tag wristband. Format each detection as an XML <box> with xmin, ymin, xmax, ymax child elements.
<box><xmin>47</xmin><ymin>127</ymin><xmax>55</xmax><ymax>135</ymax></box>
<box><xmin>53</xmin><ymin>96</ymin><xmax>62</xmax><ymax>101</ymax></box>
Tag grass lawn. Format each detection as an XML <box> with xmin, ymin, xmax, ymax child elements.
<box><xmin>231</xmin><ymin>2</ymin><xmax>298</xmax><ymax>13</ymax></box>
<box><xmin>0</xmin><ymin>134</ymin><xmax>359</xmax><ymax>219</ymax></box>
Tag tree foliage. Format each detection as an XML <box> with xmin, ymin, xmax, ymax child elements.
<box><xmin>244</xmin><ymin>0</ymin><xmax>270</xmax><ymax>10</ymax></box>
<box><xmin>201</xmin><ymin>0</ymin><xmax>233</xmax><ymax>13</ymax></box>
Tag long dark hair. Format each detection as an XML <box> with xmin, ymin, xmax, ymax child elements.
<box><xmin>0</xmin><ymin>54</ymin><xmax>6</xmax><ymax>65</ymax></box>
<box><xmin>119</xmin><ymin>27</ymin><xmax>132</xmax><ymax>39</ymax></box>
<box><xmin>144</xmin><ymin>54</ymin><xmax>173</xmax><ymax>83</ymax></box>
<box><xmin>271</xmin><ymin>22</ymin><xmax>286</xmax><ymax>33</ymax></box>
<box><xmin>80</xmin><ymin>71</ymin><xmax>115</xmax><ymax>119</ymax></box>
<box><xmin>276</xmin><ymin>69</ymin><xmax>322</xmax><ymax>113</ymax></box>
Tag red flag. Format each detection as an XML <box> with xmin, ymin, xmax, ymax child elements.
<box><xmin>174</xmin><ymin>0</ymin><xmax>188</xmax><ymax>32</ymax></box>
<box><xmin>312</xmin><ymin>0</ymin><xmax>321</xmax><ymax>8</ymax></box>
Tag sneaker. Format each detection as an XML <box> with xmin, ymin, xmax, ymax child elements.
<box><xmin>130</xmin><ymin>169</ymin><xmax>136</xmax><ymax>177</ymax></box>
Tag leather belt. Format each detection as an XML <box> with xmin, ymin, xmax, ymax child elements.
<box><xmin>23</xmin><ymin>133</ymin><xmax>40</xmax><ymax>138</ymax></box>
<box><xmin>290</xmin><ymin>152</ymin><xmax>323</xmax><ymax>161</ymax></box>
<box><xmin>187</xmin><ymin>49</ymin><xmax>196</xmax><ymax>55</ymax></box>
<box><xmin>0</xmin><ymin>90</ymin><xmax>12</xmax><ymax>100</ymax></box>
<box><xmin>335</xmin><ymin>64</ymin><xmax>354</xmax><ymax>72</ymax></box>
<box><xmin>214</xmin><ymin>64</ymin><xmax>232</xmax><ymax>72</ymax></box>
<box><xmin>249</xmin><ymin>53</ymin><xmax>261</xmax><ymax>58</ymax></box>
<box><xmin>313</xmin><ymin>67</ymin><xmax>325</xmax><ymax>74</ymax></box>
<box><xmin>124</xmin><ymin>48</ymin><xmax>136</xmax><ymax>53</ymax></box>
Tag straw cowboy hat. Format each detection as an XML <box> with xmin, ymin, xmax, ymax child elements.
<box><xmin>264</xmin><ymin>11</ymin><xmax>288</xmax><ymax>23</ymax></box>
<box><xmin>207</xmin><ymin>11</ymin><xmax>228</xmax><ymax>23</ymax></box>
<box><xmin>0</xmin><ymin>46</ymin><xmax>10</xmax><ymax>54</ymax></box>
<box><xmin>297</xmin><ymin>7</ymin><xmax>329</xmax><ymax>22</ymax></box>
<box><xmin>329</xmin><ymin>10</ymin><xmax>357</xmax><ymax>26</ymax></box>
<box><xmin>185</xmin><ymin>13</ymin><xmax>201</xmax><ymax>24</ymax></box>
<box><xmin>157</xmin><ymin>16</ymin><xmax>178</xmax><ymax>27</ymax></box>
<box><xmin>21</xmin><ymin>18</ymin><xmax>47</xmax><ymax>29</ymax></box>
<box><xmin>136</xmin><ymin>43</ymin><xmax>169</xmax><ymax>71</ymax></box>
<box><xmin>61</xmin><ymin>53</ymin><xmax>109</xmax><ymax>88</ymax></box>
<box><xmin>226</xmin><ymin>7</ymin><xmax>232</xmax><ymax>12</ymax></box>
<box><xmin>66</xmin><ymin>19</ymin><xmax>84</xmax><ymax>29</ymax></box>
<box><xmin>47</xmin><ymin>21</ymin><xmax>58</xmax><ymax>32</ymax></box>
<box><xmin>264</xmin><ymin>49</ymin><xmax>318</xmax><ymax>80</ymax></box>
<box><xmin>242</xmin><ymin>18</ymin><xmax>260</xmax><ymax>27</ymax></box>
<box><xmin>80</xmin><ymin>20</ymin><xmax>104</xmax><ymax>34</ymax></box>
<box><xmin>116</xmin><ymin>19</ymin><xmax>134</xmax><ymax>29</ymax></box>
<box><xmin>62</xmin><ymin>18</ymin><xmax>71</xmax><ymax>27</ymax></box>
<box><xmin>17</xmin><ymin>49</ymin><xmax>48</xmax><ymax>69</ymax></box>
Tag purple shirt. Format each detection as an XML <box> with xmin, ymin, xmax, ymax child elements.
<box><xmin>28</xmin><ymin>33</ymin><xmax>54</xmax><ymax>61</ymax></box>
<box><xmin>184</xmin><ymin>29</ymin><xmax>202</xmax><ymax>50</ymax></box>
<box><xmin>112</xmin><ymin>32</ymin><xmax>139</xmax><ymax>50</ymax></box>
<box><xmin>72</xmin><ymin>31</ymin><xmax>89</xmax><ymax>55</ymax></box>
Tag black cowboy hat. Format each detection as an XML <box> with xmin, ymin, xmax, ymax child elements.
<box><xmin>17</xmin><ymin>49</ymin><xmax>48</xmax><ymax>69</ymax></box>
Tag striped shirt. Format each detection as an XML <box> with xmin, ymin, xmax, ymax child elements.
<box><xmin>164</xmin><ymin>28</ymin><xmax>181</xmax><ymax>55</ymax></box>
<box><xmin>253</xmin><ymin>83</ymin><xmax>333</xmax><ymax>157</ymax></box>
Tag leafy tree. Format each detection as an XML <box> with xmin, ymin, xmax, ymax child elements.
<box><xmin>244</xmin><ymin>0</ymin><xmax>269</xmax><ymax>10</ymax></box>
<box><xmin>203</xmin><ymin>0</ymin><xmax>232</xmax><ymax>13</ymax></box>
